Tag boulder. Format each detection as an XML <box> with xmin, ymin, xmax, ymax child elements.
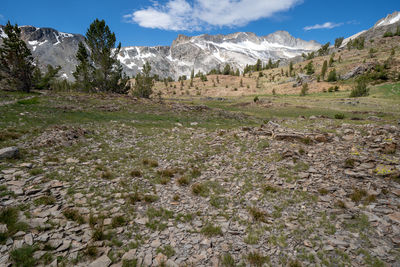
<box><xmin>0</xmin><ymin>146</ymin><xmax>19</xmax><ymax>159</ymax></box>
<box><xmin>88</xmin><ymin>255</ymin><xmax>111</xmax><ymax>267</ymax></box>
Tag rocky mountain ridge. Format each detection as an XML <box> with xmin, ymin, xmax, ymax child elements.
<box><xmin>0</xmin><ymin>25</ymin><xmax>320</xmax><ymax>80</ymax></box>
<box><xmin>1</xmin><ymin>11</ymin><xmax>399</xmax><ymax>80</ymax></box>
<box><xmin>342</xmin><ymin>11</ymin><xmax>400</xmax><ymax>47</ymax></box>
<box><xmin>114</xmin><ymin>30</ymin><xmax>322</xmax><ymax>80</ymax></box>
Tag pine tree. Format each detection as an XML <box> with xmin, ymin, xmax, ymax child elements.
<box><xmin>73</xmin><ymin>42</ymin><xmax>92</xmax><ymax>91</ymax></box>
<box><xmin>327</xmin><ymin>69</ymin><xmax>338</xmax><ymax>82</ymax></box>
<box><xmin>304</xmin><ymin>61</ymin><xmax>315</xmax><ymax>75</ymax></box>
<box><xmin>321</xmin><ymin>60</ymin><xmax>328</xmax><ymax>80</ymax></box>
<box><xmin>34</xmin><ymin>65</ymin><xmax>61</xmax><ymax>89</ymax></box>
<box><xmin>255</xmin><ymin>59</ymin><xmax>262</xmax><ymax>71</ymax></box>
<box><xmin>334</xmin><ymin>37</ymin><xmax>344</xmax><ymax>48</ymax></box>
<box><xmin>0</xmin><ymin>21</ymin><xmax>35</xmax><ymax>92</ymax></box>
<box><xmin>289</xmin><ymin>61</ymin><xmax>294</xmax><ymax>77</ymax></box>
<box><xmin>300</xmin><ymin>83</ymin><xmax>309</xmax><ymax>96</ymax></box>
<box><xmin>223</xmin><ymin>64</ymin><xmax>231</xmax><ymax>75</ymax></box>
<box><xmin>133</xmin><ymin>61</ymin><xmax>153</xmax><ymax>98</ymax></box>
<box><xmin>329</xmin><ymin>56</ymin><xmax>335</xmax><ymax>67</ymax></box>
<box><xmin>318</xmin><ymin>42</ymin><xmax>330</xmax><ymax>56</ymax></box>
<box><xmin>190</xmin><ymin>69</ymin><xmax>194</xmax><ymax>80</ymax></box>
<box><xmin>84</xmin><ymin>19</ymin><xmax>128</xmax><ymax>93</ymax></box>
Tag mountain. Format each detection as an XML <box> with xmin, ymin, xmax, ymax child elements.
<box><xmin>0</xmin><ymin>25</ymin><xmax>320</xmax><ymax>80</ymax></box>
<box><xmin>0</xmin><ymin>26</ymin><xmax>85</xmax><ymax>80</ymax></box>
<box><xmin>117</xmin><ymin>31</ymin><xmax>321</xmax><ymax>79</ymax></box>
<box><xmin>342</xmin><ymin>11</ymin><xmax>400</xmax><ymax>47</ymax></box>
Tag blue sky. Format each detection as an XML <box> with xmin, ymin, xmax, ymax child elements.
<box><xmin>1</xmin><ymin>0</ymin><xmax>398</xmax><ymax>47</ymax></box>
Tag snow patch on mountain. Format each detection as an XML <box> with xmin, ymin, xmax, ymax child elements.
<box><xmin>0</xmin><ymin>28</ymin><xmax>6</xmax><ymax>38</ymax></box>
<box><xmin>374</xmin><ymin>11</ymin><xmax>400</xmax><ymax>28</ymax></box>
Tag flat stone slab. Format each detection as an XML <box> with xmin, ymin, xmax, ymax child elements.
<box><xmin>0</xmin><ymin>147</ymin><xmax>19</xmax><ymax>159</ymax></box>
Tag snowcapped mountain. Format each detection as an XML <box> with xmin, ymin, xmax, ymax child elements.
<box><xmin>341</xmin><ymin>11</ymin><xmax>400</xmax><ymax>47</ymax></box>
<box><xmin>0</xmin><ymin>26</ymin><xmax>85</xmax><ymax>80</ymax></box>
<box><xmin>374</xmin><ymin>11</ymin><xmax>400</xmax><ymax>28</ymax></box>
<box><xmin>117</xmin><ymin>31</ymin><xmax>321</xmax><ymax>79</ymax></box>
<box><xmin>0</xmin><ymin>25</ymin><xmax>320</xmax><ymax>80</ymax></box>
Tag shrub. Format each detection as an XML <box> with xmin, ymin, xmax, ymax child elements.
<box><xmin>92</xmin><ymin>228</ymin><xmax>105</xmax><ymax>241</ymax></box>
<box><xmin>327</xmin><ymin>69</ymin><xmax>338</xmax><ymax>82</ymax></box>
<box><xmin>334</xmin><ymin>113</ymin><xmax>345</xmax><ymax>120</ymax></box>
<box><xmin>34</xmin><ymin>195</ymin><xmax>56</xmax><ymax>206</ymax></box>
<box><xmin>344</xmin><ymin>158</ymin><xmax>355</xmax><ymax>168</ymax></box>
<box><xmin>221</xmin><ymin>253</ymin><xmax>236</xmax><ymax>267</ymax></box>
<box><xmin>350</xmin><ymin>79</ymin><xmax>369</xmax><ymax>97</ymax></box>
<box><xmin>350</xmin><ymin>188</ymin><xmax>368</xmax><ymax>202</ymax></box>
<box><xmin>142</xmin><ymin>159</ymin><xmax>158</xmax><ymax>167</ymax></box>
<box><xmin>192</xmin><ymin>183</ymin><xmax>209</xmax><ymax>197</ymax></box>
<box><xmin>201</xmin><ymin>223</ymin><xmax>223</xmax><ymax>237</ymax></box>
<box><xmin>248</xmin><ymin>207</ymin><xmax>268</xmax><ymax>223</ymax></box>
<box><xmin>86</xmin><ymin>245</ymin><xmax>98</xmax><ymax>257</ymax></box>
<box><xmin>112</xmin><ymin>216</ymin><xmax>126</xmax><ymax>227</ymax></box>
<box><xmin>253</xmin><ymin>96</ymin><xmax>259</xmax><ymax>102</ymax></box>
<box><xmin>300</xmin><ymin>83</ymin><xmax>308</xmax><ymax>96</ymax></box>
<box><xmin>143</xmin><ymin>194</ymin><xmax>159</xmax><ymax>203</ymax></box>
<box><xmin>157</xmin><ymin>169</ymin><xmax>176</xmax><ymax>178</ymax></box>
<box><xmin>11</xmin><ymin>246</ymin><xmax>36</xmax><ymax>267</ymax></box>
<box><xmin>101</xmin><ymin>170</ymin><xmax>114</xmax><ymax>179</ymax></box>
<box><xmin>63</xmin><ymin>209</ymin><xmax>85</xmax><ymax>224</ymax></box>
<box><xmin>383</xmin><ymin>31</ymin><xmax>394</xmax><ymax>38</ymax></box>
<box><xmin>177</xmin><ymin>176</ymin><xmax>190</xmax><ymax>186</ymax></box>
<box><xmin>190</xmin><ymin>168</ymin><xmax>201</xmax><ymax>178</ymax></box>
<box><xmin>246</xmin><ymin>251</ymin><xmax>269</xmax><ymax>267</ymax></box>
<box><xmin>156</xmin><ymin>245</ymin><xmax>175</xmax><ymax>258</ymax></box>
<box><xmin>130</xmin><ymin>170</ymin><xmax>142</xmax><ymax>177</ymax></box>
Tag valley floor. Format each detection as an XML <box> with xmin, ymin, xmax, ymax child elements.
<box><xmin>0</xmin><ymin>84</ymin><xmax>400</xmax><ymax>266</ymax></box>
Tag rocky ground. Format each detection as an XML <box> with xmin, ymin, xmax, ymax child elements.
<box><xmin>0</xmin><ymin>91</ymin><xmax>400</xmax><ymax>267</ymax></box>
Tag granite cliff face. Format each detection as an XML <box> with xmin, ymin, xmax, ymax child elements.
<box><xmin>0</xmin><ymin>26</ymin><xmax>320</xmax><ymax>80</ymax></box>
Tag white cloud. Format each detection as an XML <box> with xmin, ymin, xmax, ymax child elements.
<box><xmin>0</xmin><ymin>14</ymin><xmax>4</xmax><ymax>21</ymax></box>
<box><xmin>124</xmin><ymin>0</ymin><xmax>302</xmax><ymax>31</ymax></box>
<box><xmin>303</xmin><ymin>22</ymin><xmax>343</xmax><ymax>31</ymax></box>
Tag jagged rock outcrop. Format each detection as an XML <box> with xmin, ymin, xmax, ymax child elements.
<box><xmin>342</xmin><ymin>62</ymin><xmax>376</xmax><ymax>80</ymax></box>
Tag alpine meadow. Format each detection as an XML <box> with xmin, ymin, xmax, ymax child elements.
<box><xmin>1</xmin><ymin>2</ymin><xmax>400</xmax><ymax>266</ymax></box>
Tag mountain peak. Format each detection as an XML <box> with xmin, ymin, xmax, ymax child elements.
<box><xmin>374</xmin><ymin>11</ymin><xmax>400</xmax><ymax>28</ymax></box>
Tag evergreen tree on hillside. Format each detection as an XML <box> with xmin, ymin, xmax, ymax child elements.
<box><xmin>334</xmin><ymin>37</ymin><xmax>344</xmax><ymax>48</ymax></box>
<box><xmin>223</xmin><ymin>64</ymin><xmax>231</xmax><ymax>75</ymax></box>
<box><xmin>73</xmin><ymin>42</ymin><xmax>92</xmax><ymax>91</ymax></box>
<box><xmin>33</xmin><ymin>65</ymin><xmax>62</xmax><ymax>89</ymax></box>
<box><xmin>133</xmin><ymin>61</ymin><xmax>153</xmax><ymax>98</ymax></box>
<box><xmin>79</xmin><ymin>19</ymin><xmax>128</xmax><ymax>93</ymax></box>
<box><xmin>327</xmin><ymin>69</ymin><xmax>338</xmax><ymax>82</ymax></box>
<box><xmin>329</xmin><ymin>55</ymin><xmax>335</xmax><ymax>67</ymax></box>
<box><xmin>289</xmin><ymin>61</ymin><xmax>294</xmax><ymax>77</ymax></box>
<box><xmin>0</xmin><ymin>21</ymin><xmax>35</xmax><ymax>92</ymax></box>
<box><xmin>255</xmin><ymin>59</ymin><xmax>262</xmax><ymax>71</ymax></box>
<box><xmin>304</xmin><ymin>61</ymin><xmax>315</xmax><ymax>75</ymax></box>
<box><xmin>318</xmin><ymin>42</ymin><xmax>330</xmax><ymax>56</ymax></box>
<box><xmin>321</xmin><ymin>60</ymin><xmax>328</xmax><ymax>80</ymax></box>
